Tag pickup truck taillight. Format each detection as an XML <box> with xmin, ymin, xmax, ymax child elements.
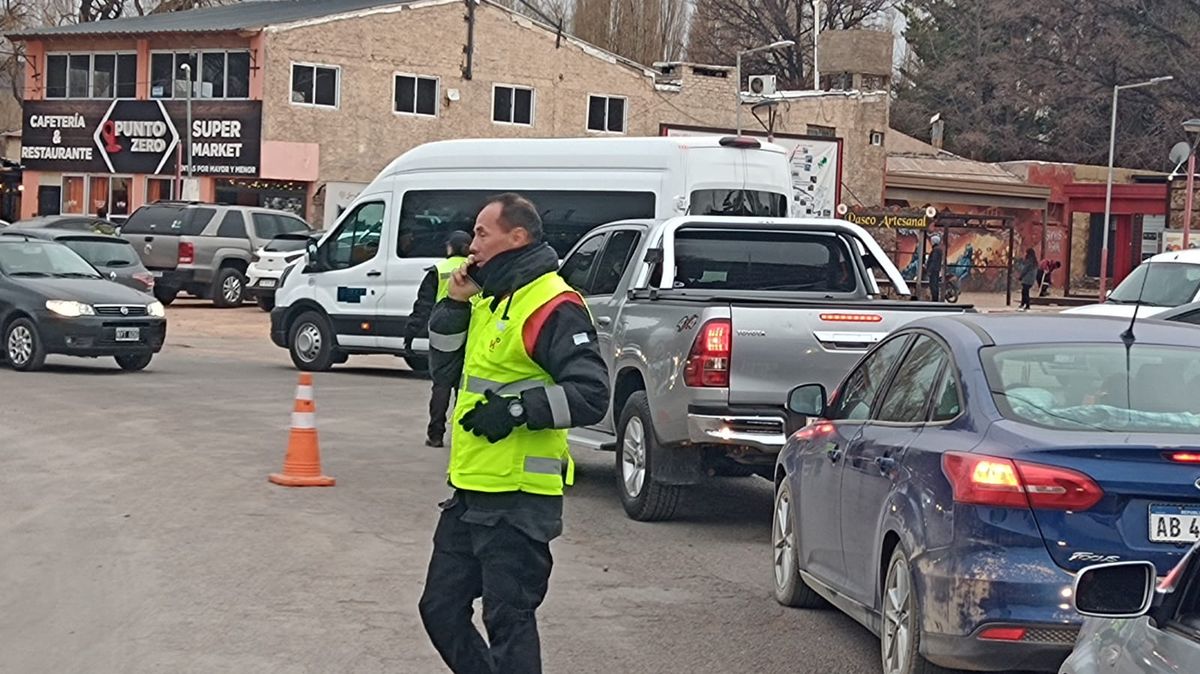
<box><xmin>684</xmin><ymin>318</ymin><xmax>731</xmax><ymax>387</ymax></box>
<box><xmin>178</xmin><ymin>241</ymin><xmax>195</xmax><ymax>265</ymax></box>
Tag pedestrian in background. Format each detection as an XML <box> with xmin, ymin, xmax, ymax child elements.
<box><xmin>1037</xmin><ymin>259</ymin><xmax>1062</xmax><ymax>297</ymax></box>
<box><xmin>406</xmin><ymin>230</ymin><xmax>473</xmax><ymax>447</ymax></box>
<box><xmin>1017</xmin><ymin>247</ymin><xmax>1039</xmax><ymax>311</ymax></box>
<box><xmin>925</xmin><ymin>234</ymin><xmax>945</xmax><ymax>302</ymax></box>
<box><xmin>418</xmin><ymin>193</ymin><xmax>610</xmax><ymax>673</ymax></box>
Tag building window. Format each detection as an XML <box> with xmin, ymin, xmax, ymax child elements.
<box><xmin>394</xmin><ymin>74</ymin><xmax>438</xmax><ymax>117</ymax></box>
<box><xmin>46</xmin><ymin>52</ymin><xmax>136</xmax><ymax>99</ymax></box>
<box><xmin>808</xmin><ymin>124</ymin><xmax>837</xmax><ymax>138</ymax></box>
<box><xmin>146</xmin><ymin>177</ymin><xmax>175</xmax><ymax>203</ymax></box>
<box><xmin>62</xmin><ymin>176</ymin><xmax>85</xmax><ymax>214</ymax></box>
<box><xmin>150</xmin><ymin>51</ymin><xmax>250</xmax><ymax>99</ymax></box>
<box><xmin>291</xmin><ymin>63</ymin><xmax>339</xmax><ymax>108</ymax></box>
<box><xmin>493</xmin><ymin>84</ymin><xmax>534</xmax><ymax>126</ymax></box>
<box><xmin>587</xmin><ymin>95</ymin><xmax>626</xmax><ymax>133</ymax></box>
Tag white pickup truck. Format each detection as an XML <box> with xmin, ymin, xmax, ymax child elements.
<box><xmin>562</xmin><ymin>216</ymin><xmax>975</xmax><ymax>521</ymax></box>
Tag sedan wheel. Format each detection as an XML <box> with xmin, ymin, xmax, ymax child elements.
<box><xmin>880</xmin><ymin>547</ymin><xmax>960</xmax><ymax>674</ymax></box>
<box><xmin>772</xmin><ymin>480</ymin><xmax>827</xmax><ymax>608</ymax></box>
<box><xmin>5</xmin><ymin>318</ymin><xmax>46</xmax><ymax>371</ymax></box>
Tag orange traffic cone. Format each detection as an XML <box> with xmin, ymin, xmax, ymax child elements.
<box><xmin>269</xmin><ymin>373</ymin><xmax>335</xmax><ymax>487</ymax></box>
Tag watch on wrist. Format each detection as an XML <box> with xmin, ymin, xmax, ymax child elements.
<box><xmin>507</xmin><ymin>399</ymin><xmax>526</xmax><ymax>422</ymax></box>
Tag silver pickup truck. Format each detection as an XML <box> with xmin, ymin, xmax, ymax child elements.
<box><xmin>561</xmin><ymin>216</ymin><xmax>973</xmax><ymax>521</ymax></box>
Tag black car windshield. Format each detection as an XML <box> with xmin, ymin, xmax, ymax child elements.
<box><xmin>60</xmin><ymin>238</ymin><xmax>141</xmax><ymax>267</ymax></box>
<box><xmin>982</xmin><ymin>344</ymin><xmax>1200</xmax><ymax>432</ymax></box>
<box><xmin>0</xmin><ymin>241</ymin><xmax>101</xmax><ymax>278</ymax></box>
<box><xmin>1107</xmin><ymin>262</ymin><xmax>1200</xmax><ymax>306</ymax></box>
<box><xmin>690</xmin><ymin>189</ymin><xmax>788</xmax><ymax>217</ymax></box>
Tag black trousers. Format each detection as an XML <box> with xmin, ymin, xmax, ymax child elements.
<box><xmin>1021</xmin><ymin>283</ymin><xmax>1032</xmax><ymax>308</ymax></box>
<box><xmin>928</xmin><ymin>276</ymin><xmax>941</xmax><ymax>302</ymax></box>
<box><xmin>428</xmin><ymin>383</ymin><xmax>455</xmax><ymax>441</ymax></box>
<box><xmin>419</xmin><ymin>502</ymin><xmax>553</xmax><ymax>674</ymax></box>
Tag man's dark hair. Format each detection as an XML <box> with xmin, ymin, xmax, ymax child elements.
<box><xmin>483</xmin><ymin>193</ymin><xmax>542</xmax><ymax>242</ymax></box>
<box><xmin>446</xmin><ymin>230</ymin><xmax>472</xmax><ymax>257</ymax></box>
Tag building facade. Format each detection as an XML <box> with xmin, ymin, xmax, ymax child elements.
<box><xmin>9</xmin><ymin>0</ymin><xmax>892</xmax><ymax>225</ymax></box>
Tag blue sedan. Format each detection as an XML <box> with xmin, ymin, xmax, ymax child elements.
<box><xmin>773</xmin><ymin>314</ymin><xmax>1200</xmax><ymax>674</ymax></box>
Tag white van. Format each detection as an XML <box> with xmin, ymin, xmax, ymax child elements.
<box><xmin>269</xmin><ymin>135</ymin><xmax>794</xmax><ymax>371</ymax></box>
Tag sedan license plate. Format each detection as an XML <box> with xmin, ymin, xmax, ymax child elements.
<box><xmin>259</xmin><ymin>279</ymin><xmax>276</xmax><ymax>288</ymax></box>
<box><xmin>115</xmin><ymin>327</ymin><xmax>140</xmax><ymax>342</ymax></box>
<box><xmin>1149</xmin><ymin>504</ymin><xmax>1200</xmax><ymax>543</ymax></box>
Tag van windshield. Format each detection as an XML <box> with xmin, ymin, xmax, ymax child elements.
<box><xmin>689</xmin><ymin>189</ymin><xmax>788</xmax><ymax>217</ymax></box>
<box><xmin>399</xmin><ymin>189</ymin><xmax>655</xmax><ymax>257</ymax></box>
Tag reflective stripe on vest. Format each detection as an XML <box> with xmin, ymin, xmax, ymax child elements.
<box><xmin>434</xmin><ymin>256</ymin><xmax>469</xmax><ymax>302</ymax></box>
<box><xmin>449</xmin><ymin>271</ymin><xmax>578</xmax><ymax>496</ymax></box>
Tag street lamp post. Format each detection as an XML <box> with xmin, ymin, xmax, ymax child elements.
<box><xmin>735</xmin><ymin>39</ymin><xmax>795</xmax><ymax>136</ymax></box>
<box><xmin>180</xmin><ymin>62</ymin><xmax>193</xmax><ymax>180</ymax></box>
<box><xmin>1100</xmin><ymin>75</ymin><xmax>1173</xmax><ymax>296</ymax></box>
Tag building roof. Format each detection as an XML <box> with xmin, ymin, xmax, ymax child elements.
<box><xmin>8</xmin><ymin>0</ymin><xmax>413</xmax><ymax>39</ymax></box>
<box><xmin>888</xmin><ymin>153</ymin><xmax>1025</xmax><ymax>184</ymax></box>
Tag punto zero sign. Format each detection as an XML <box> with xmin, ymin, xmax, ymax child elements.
<box><xmin>21</xmin><ymin>100</ymin><xmax>262</xmax><ymax>176</ymax></box>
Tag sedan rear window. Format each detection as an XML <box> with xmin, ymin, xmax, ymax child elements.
<box><xmin>982</xmin><ymin>344</ymin><xmax>1200</xmax><ymax>432</ymax></box>
<box><xmin>670</xmin><ymin>229</ymin><xmax>857</xmax><ymax>293</ymax></box>
<box><xmin>60</xmin><ymin>238</ymin><xmax>141</xmax><ymax>268</ymax></box>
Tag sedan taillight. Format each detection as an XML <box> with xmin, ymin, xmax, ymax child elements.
<box><xmin>132</xmin><ymin>271</ymin><xmax>155</xmax><ymax>289</ymax></box>
<box><xmin>941</xmin><ymin>452</ymin><xmax>1103</xmax><ymax>511</ymax></box>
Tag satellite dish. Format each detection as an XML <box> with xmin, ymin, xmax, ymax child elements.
<box><xmin>1170</xmin><ymin>141</ymin><xmax>1192</xmax><ymax>166</ymax></box>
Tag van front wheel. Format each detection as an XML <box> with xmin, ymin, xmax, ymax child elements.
<box><xmin>289</xmin><ymin>311</ymin><xmax>336</xmax><ymax>371</ymax></box>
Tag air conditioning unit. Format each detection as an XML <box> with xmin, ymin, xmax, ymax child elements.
<box><xmin>748</xmin><ymin>75</ymin><xmax>777</xmax><ymax>96</ymax></box>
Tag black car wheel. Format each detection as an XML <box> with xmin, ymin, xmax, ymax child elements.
<box><xmin>114</xmin><ymin>353</ymin><xmax>153</xmax><ymax>372</ymax></box>
<box><xmin>616</xmin><ymin>392</ymin><xmax>681</xmax><ymax>521</ymax></box>
<box><xmin>5</xmin><ymin>318</ymin><xmax>46</xmax><ymax>371</ymax></box>
<box><xmin>212</xmin><ymin>267</ymin><xmax>246</xmax><ymax>308</ymax></box>
<box><xmin>289</xmin><ymin>311</ymin><xmax>337</xmax><ymax>371</ymax></box>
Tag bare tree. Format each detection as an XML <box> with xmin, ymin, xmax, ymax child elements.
<box><xmin>573</xmin><ymin>0</ymin><xmax>690</xmax><ymax>64</ymax></box>
<box><xmin>688</xmin><ymin>0</ymin><xmax>893</xmax><ymax>88</ymax></box>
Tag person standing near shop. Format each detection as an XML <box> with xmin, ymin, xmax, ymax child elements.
<box><xmin>925</xmin><ymin>234</ymin><xmax>945</xmax><ymax>302</ymax></box>
<box><xmin>406</xmin><ymin>230</ymin><xmax>473</xmax><ymax>447</ymax></box>
<box><xmin>418</xmin><ymin>193</ymin><xmax>609</xmax><ymax>674</ymax></box>
<box><xmin>1017</xmin><ymin>247</ymin><xmax>1039</xmax><ymax>311</ymax></box>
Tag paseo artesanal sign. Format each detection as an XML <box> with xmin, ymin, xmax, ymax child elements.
<box><xmin>21</xmin><ymin>99</ymin><xmax>262</xmax><ymax>177</ymax></box>
<box><xmin>837</xmin><ymin>204</ymin><xmax>937</xmax><ymax>229</ymax></box>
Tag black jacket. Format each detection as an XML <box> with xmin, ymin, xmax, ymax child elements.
<box><xmin>428</xmin><ymin>243</ymin><xmax>610</xmax><ymax>432</ymax></box>
<box><xmin>405</xmin><ymin>266</ymin><xmax>438</xmax><ymax>342</ymax></box>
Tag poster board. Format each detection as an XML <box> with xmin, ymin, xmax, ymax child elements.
<box><xmin>660</xmin><ymin>124</ymin><xmax>843</xmax><ymax>218</ymax></box>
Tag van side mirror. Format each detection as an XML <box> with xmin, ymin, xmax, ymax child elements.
<box><xmin>787</xmin><ymin>384</ymin><xmax>827</xmax><ymax>417</ymax></box>
<box><xmin>304</xmin><ymin>239</ymin><xmax>321</xmax><ymax>273</ymax></box>
<box><xmin>1072</xmin><ymin>561</ymin><xmax>1156</xmax><ymax>618</ymax></box>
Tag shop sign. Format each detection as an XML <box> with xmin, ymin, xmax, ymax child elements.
<box><xmin>838</xmin><ymin>204</ymin><xmax>936</xmax><ymax>229</ymax></box>
<box><xmin>22</xmin><ymin>100</ymin><xmax>262</xmax><ymax>177</ymax></box>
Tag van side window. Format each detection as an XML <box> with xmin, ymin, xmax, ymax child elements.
<box><xmin>591</xmin><ymin>230</ymin><xmax>641</xmax><ymax>295</ymax></box>
<box><xmin>324</xmin><ymin>201</ymin><xmax>385</xmax><ymax>270</ymax></box>
<box><xmin>559</xmin><ymin>233</ymin><xmax>606</xmax><ymax>294</ymax></box>
<box><xmin>398</xmin><ymin>189</ymin><xmax>655</xmax><ymax>258</ymax></box>
<box><xmin>690</xmin><ymin>190</ymin><xmax>788</xmax><ymax>217</ymax></box>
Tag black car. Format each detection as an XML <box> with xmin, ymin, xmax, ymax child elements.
<box><xmin>11</xmin><ymin>215</ymin><xmax>120</xmax><ymax>235</ymax></box>
<box><xmin>0</xmin><ymin>228</ymin><xmax>155</xmax><ymax>294</ymax></box>
<box><xmin>0</xmin><ymin>237</ymin><xmax>166</xmax><ymax>371</ymax></box>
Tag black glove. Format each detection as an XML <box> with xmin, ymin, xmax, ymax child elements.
<box><xmin>460</xmin><ymin>390</ymin><xmax>525</xmax><ymax>443</ymax></box>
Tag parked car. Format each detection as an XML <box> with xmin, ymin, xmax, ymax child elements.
<box><xmin>0</xmin><ymin>236</ymin><xmax>166</xmax><ymax>371</ymax></box>
<box><xmin>557</xmin><ymin>216</ymin><xmax>975</xmax><ymax>521</ymax></box>
<box><xmin>775</xmin><ymin>313</ymin><xmax>1200</xmax><ymax>674</ymax></box>
<box><xmin>0</xmin><ymin>228</ymin><xmax>155</xmax><ymax>294</ymax></box>
<box><xmin>246</xmin><ymin>230</ymin><xmax>323</xmax><ymax>312</ymax></box>
<box><xmin>1061</xmin><ymin>544</ymin><xmax>1200</xmax><ymax>673</ymax></box>
<box><xmin>1150</xmin><ymin>299</ymin><xmax>1200</xmax><ymax>325</ymax></box>
<box><xmin>120</xmin><ymin>201</ymin><xmax>312</xmax><ymax>307</ymax></box>
<box><xmin>10</xmin><ymin>214</ymin><xmax>119</xmax><ymax>235</ymax></box>
<box><xmin>1063</xmin><ymin>248</ymin><xmax>1200</xmax><ymax>319</ymax></box>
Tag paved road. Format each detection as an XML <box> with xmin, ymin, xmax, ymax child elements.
<box><xmin>0</xmin><ymin>303</ymin><xmax>881</xmax><ymax>673</ymax></box>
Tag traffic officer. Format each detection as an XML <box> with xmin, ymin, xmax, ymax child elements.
<box><xmin>418</xmin><ymin>193</ymin><xmax>609</xmax><ymax>674</ymax></box>
<box><xmin>406</xmin><ymin>230</ymin><xmax>473</xmax><ymax>447</ymax></box>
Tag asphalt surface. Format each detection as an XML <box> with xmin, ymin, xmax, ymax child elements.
<box><xmin>1</xmin><ymin>302</ymin><xmax>882</xmax><ymax>674</ymax></box>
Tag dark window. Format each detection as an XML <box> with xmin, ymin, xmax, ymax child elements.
<box><xmin>808</xmin><ymin>124</ymin><xmax>836</xmax><ymax>138</ymax></box>
<box><xmin>394</xmin><ymin>75</ymin><xmax>438</xmax><ymax>116</ymax></box>
<box><xmin>397</xmin><ymin>189</ymin><xmax>656</xmax><ymax>258</ymax></box>
<box><xmin>314</xmin><ymin>67</ymin><xmax>338</xmax><ymax>106</ymax></box>
<box><xmin>280</xmin><ymin>217</ymin><xmax>310</xmax><ymax>235</ymax></box>
<box><xmin>931</xmin><ymin>366</ymin><xmax>962</xmax><ymax>422</ymax></box>
<box><xmin>560</xmin><ymin>234</ymin><xmax>607</xmax><ymax>294</ymax></box>
<box><xmin>150</xmin><ymin>53</ymin><xmax>173</xmax><ymax>98</ymax></box>
<box><xmin>324</xmin><ymin>202</ymin><xmax>385</xmax><ymax>269</ymax></box>
<box><xmin>201</xmin><ymin>52</ymin><xmax>225</xmax><ymax>99</ymax></box>
<box><xmin>226</xmin><ymin>52</ymin><xmax>250</xmax><ymax>98</ymax></box>
<box><xmin>591</xmin><ymin>230</ymin><xmax>641</xmax><ymax>295</ymax></box>
<box><xmin>60</xmin><ymin>238</ymin><xmax>140</xmax><ymax>267</ymax></box>
<box><xmin>690</xmin><ymin>189</ymin><xmax>788</xmax><ymax>217</ymax></box>
<box><xmin>46</xmin><ymin>55</ymin><xmax>67</xmax><ymax>98</ymax></box>
<box><xmin>831</xmin><ymin>336</ymin><xmax>911</xmax><ymax>422</ymax></box>
<box><xmin>671</xmin><ymin>229</ymin><xmax>858</xmax><ymax>293</ymax></box>
<box><xmin>68</xmin><ymin>55</ymin><xmax>90</xmax><ymax>98</ymax></box>
<box><xmin>1171</xmin><ymin>309</ymin><xmax>1200</xmax><ymax>326</ymax></box>
<box><xmin>116</xmin><ymin>54</ymin><xmax>137</xmax><ymax>98</ymax></box>
<box><xmin>292</xmin><ymin>64</ymin><xmax>338</xmax><ymax>107</ymax></box>
<box><xmin>174</xmin><ymin>53</ymin><xmax>197</xmax><ymax>97</ymax></box>
<box><xmin>494</xmin><ymin>85</ymin><xmax>534</xmax><ymax>125</ymax></box>
<box><xmin>218</xmin><ymin>211</ymin><xmax>248</xmax><ymax>238</ymax></box>
<box><xmin>877</xmin><ymin>337</ymin><xmax>948</xmax><ymax>423</ymax></box>
<box><xmin>92</xmin><ymin>54</ymin><xmax>115</xmax><ymax>98</ymax></box>
<box><xmin>120</xmin><ymin>204</ymin><xmax>188</xmax><ymax>235</ymax></box>
<box><xmin>186</xmin><ymin>208</ymin><xmax>217</xmax><ymax>235</ymax></box>
<box><xmin>291</xmin><ymin>64</ymin><xmax>314</xmax><ymax>104</ymax></box>
<box><xmin>587</xmin><ymin>95</ymin><xmax>626</xmax><ymax>133</ymax></box>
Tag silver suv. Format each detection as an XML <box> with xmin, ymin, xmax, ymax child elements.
<box><xmin>121</xmin><ymin>202</ymin><xmax>312</xmax><ymax>307</ymax></box>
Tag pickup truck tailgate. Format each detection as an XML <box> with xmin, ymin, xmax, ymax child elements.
<box><xmin>726</xmin><ymin>304</ymin><xmax>956</xmax><ymax>405</ymax></box>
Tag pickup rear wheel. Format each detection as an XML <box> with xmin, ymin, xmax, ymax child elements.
<box><xmin>616</xmin><ymin>392</ymin><xmax>680</xmax><ymax>521</ymax></box>
<box><xmin>212</xmin><ymin>267</ymin><xmax>246</xmax><ymax>308</ymax></box>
